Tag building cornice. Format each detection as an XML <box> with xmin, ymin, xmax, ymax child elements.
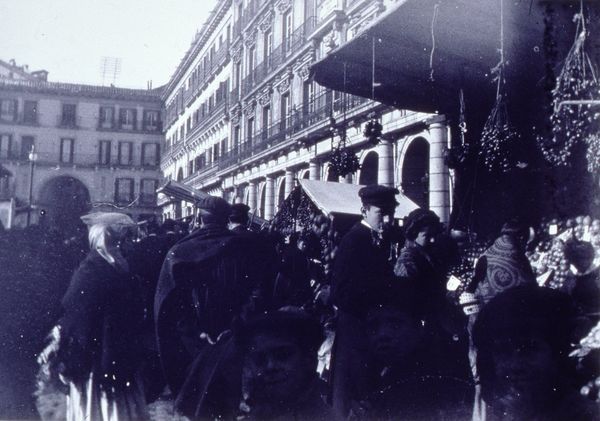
<box><xmin>0</xmin><ymin>78</ymin><xmax>163</xmax><ymax>102</ymax></box>
<box><xmin>161</xmin><ymin>0</ymin><xmax>231</xmax><ymax>101</ymax></box>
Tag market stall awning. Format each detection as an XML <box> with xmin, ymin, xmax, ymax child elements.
<box><xmin>299</xmin><ymin>179</ymin><xmax>418</xmax><ymax>218</ymax></box>
<box><xmin>310</xmin><ymin>0</ymin><xmax>549</xmax><ymax>114</ymax></box>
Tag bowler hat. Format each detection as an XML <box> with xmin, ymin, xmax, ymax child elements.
<box><xmin>358</xmin><ymin>185</ymin><xmax>399</xmax><ymax>208</ymax></box>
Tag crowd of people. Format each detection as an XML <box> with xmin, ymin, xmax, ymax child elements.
<box><xmin>1</xmin><ymin>184</ymin><xmax>599</xmax><ymax>420</ymax></box>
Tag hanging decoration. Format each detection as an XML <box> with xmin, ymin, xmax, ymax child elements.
<box><xmin>478</xmin><ymin>0</ymin><xmax>522</xmax><ymax>173</ymax></box>
<box><xmin>327</xmin><ymin>62</ymin><xmax>361</xmax><ymax>178</ymax></box>
<box><xmin>445</xmin><ymin>90</ymin><xmax>472</xmax><ymax>169</ymax></box>
<box><xmin>363</xmin><ymin>115</ymin><xmax>382</xmax><ymax>146</ymax></box>
<box><xmin>586</xmin><ymin>134</ymin><xmax>600</xmax><ymax>174</ymax></box>
<box><xmin>540</xmin><ymin>4</ymin><xmax>600</xmax><ymax>166</ymax></box>
<box><xmin>329</xmin><ymin>136</ymin><xmax>361</xmax><ymax>177</ymax></box>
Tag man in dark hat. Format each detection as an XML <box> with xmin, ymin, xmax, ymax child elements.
<box><xmin>236</xmin><ymin>308</ymin><xmax>333</xmax><ymax>420</ymax></box>
<box><xmin>330</xmin><ymin>184</ymin><xmax>400</xmax><ymax>418</ymax></box>
<box><xmin>229</xmin><ymin>203</ymin><xmax>251</xmax><ymax>233</ymax></box>
<box><xmin>155</xmin><ymin>196</ymin><xmax>278</xmax><ymax>419</ymax></box>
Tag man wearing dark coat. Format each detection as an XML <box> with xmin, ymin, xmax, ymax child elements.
<box><xmin>330</xmin><ymin>184</ymin><xmax>399</xmax><ymax>419</ymax></box>
<box><xmin>154</xmin><ymin>197</ymin><xmax>277</xmax><ymax>419</ymax></box>
<box><xmin>229</xmin><ymin>203</ymin><xmax>251</xmax><ymax>233</ymax></box>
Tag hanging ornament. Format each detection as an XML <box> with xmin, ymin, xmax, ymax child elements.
<box><xmin>540</xmin><ymin>5</ymin><xmax>600</xmax><ymax>166</ymax></box>
<box><xmin>478</xmin><ymin>0</ymin><xmax>523</xmax><ymax>173</ymax></box>
<box><xmin>479</xmin><ymin>96</ymin><xmax>522</xmax><ymax>173</ymax></box>
<box><xmin>586</xmin><ymin>134</ymin><xmax>600</xmax><ymax>174</ymax></box>
<box><xmin>363</xmin><ymin>117</ymin><xmax>382</xmax><ymax>146</ymax></box>
<box><xmin>329</xmin><ymin>144</ymin><xmax>360</xmax><ymax>177</ymax></box>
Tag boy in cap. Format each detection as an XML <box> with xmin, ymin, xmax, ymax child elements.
<box><xmin>330</xmin><ymin>184</ymin><xmax>399</xmax><ymax>418</ymax></box>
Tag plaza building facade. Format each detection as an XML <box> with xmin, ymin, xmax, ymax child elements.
<box><xmin>160</xmin><ymin>0</ymin><xmax>452</xmax><ymax>223</ymax></box>
<box><xmin>0</xmin><ymin>73</ymin><xmax>163</xmax><ymax>228</ymax></box>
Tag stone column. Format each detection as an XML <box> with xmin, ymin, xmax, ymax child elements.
<box><xmin>264</xmin><ymin>175</ymin><xmax>275</xmax><ymax>220</ymax></box>
<box><xmin>248</xmin><ymin>180</ymin><xmax>257</xmax><ymax>212</ymax></box>
<box><xmin>284</xmin><ymin>169</ymin><xmax>295</xmax><ymax>198</ymax></box>
<box><xmin>234</xmin><ymin>185</ymin><xmax>243</xmax><ymax>204</ymax></box>
<box><xmin>309</xmin><ymin>160</ymin><xmax>320</xmax><ymax>180</ymax></box>
<box><xmin>428</xmin><ymin>120</ymin><xmax>450</xmax><ymax>224</ymax></box>
<box><xmin>377</xmin><ymin>139</ymin><xmax>394</xmax><ymax>187</ymax></box>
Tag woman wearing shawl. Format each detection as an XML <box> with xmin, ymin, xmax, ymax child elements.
<box><xmin>53</xmin><ymin>212</ymin><xmax>147</xmax><ymax>421</ymax></box>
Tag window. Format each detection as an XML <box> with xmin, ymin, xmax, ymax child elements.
<box><xmin>188</xmin><ymin>160</ymin><xmax>194</xmax><ymax>175</ymax></box>
<box><xmin>98</xmin><ymin>140</ymin><xmax>111</xmax><ymax>165</ymax></box>
<box><xmin>263</xmin><ymin>30</ymin><xmax>273</xmax><ymax>65</ymax></box>
<box><xmin>143</xmin><ymin>110</ymin><xmax>160</xmax><ymax>131</ymax></box>
<box><xmin>20</xmin><ymin>136</ymin><xmax>34</xmax><ymax>159</ymax></box>
<box><xmin>0</xmin><ymin>134</ymin><xmax>12</xmax><ymax>159</ymax></box>
<box><xmin>235</xmin><ymin>62</ymin><xmax>242</xmax><ymax>92</ymax></box>
<box><xmin>23</xmin><ymin>101</ymin><xmax>38</xmax><ymax>124</ymax></box>
<box><xmin>140</xmin><ymin>179</ymin><xmax>158</xmax><ymax>205</ymax></box>
<box><xmin>142</xmin><ymin>143</ymin><xmax>159</xmax><ymax>167</ymax></box>
<box><xmin>303</xmin><ymin>81</ymin><xmax>315</xmax><ymax>115</ymax></box>
<box><xmin>247</xmin><ymin>117</ymin><xmax>254</xmax><ymax>145</ymax></box>
<box><xmin>118</xmin><ymin>141</ymin><xmax>133</xmax><ymax>165</ymax></box>
<box><xmin>115</xmin><ymin>178</ymin><xmax>134</xmax><ymax>204</ymax></box>
<box><xmin>0</xmin><ymin>99</ymin><xmax>17</xmax><ymax>122</ymax></box>
<box><xmin>280</xmin><ymin>92</ymin><xmax>290</xmax><ymax>130</ymax></box>
<box><xmin>99</xmin><ymin>106</ymin><xmax>115</xmax><ymax>129</ymax></box>
<box><xmin>213</xmin><ymin>144</ymin><xmax>219</xmax><ymax>162</ymax></box>
<box><xmin>195</xmin><ymin>154</ymin><xmax>205</xmax><ymax>171</ymax></box>
<box><xmin>61</xmin><ymin>104</ymin><xmax>77</xmax><ymax>126</ymax></box>
<box><xmin>262</xmin><ymin>105</ymin><xmax>271</xmax><ymax>133</ymax></box>
<box><xmin>186</xmin><ymin>116</ymin><xmax>192</xmax><ymax>132</ymax></box>
<box><xmin>233</xmin><ymin>125</ymin><xmax>240</xmax><ymax>150</ymax></box>
<box><xmin>179</xmin><ymin>125</ymin><xmax>185</xmax><ymax>140</ymax></box>
<box><xmin>282</xmin><ymin>11</ymin><xmax>293</xmax><ymax>51</ymax></box>
<box><xmin>119</xmin><ymin>108</ymin><xmax>137</xmax><ymax>129</ymax></box>
<box><xmin>60</xmin><ymin>138</ymin><xmax>74</xmax><ymax>164</ymax></box>
<box><xmin>248</xmin><ymin>46</ymin><xmax>256</xmax><ymax>75</ymax></box>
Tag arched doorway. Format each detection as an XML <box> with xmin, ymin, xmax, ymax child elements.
<box><xmin>359</xmin><ymin>151</ymin><xmax>378</xmax><ymax>185</ymax></box>
<box><xmin>38</xmin><ymin>175</ymin><xmax>91</xmax><ymax>232</ymax></box>
<box><xmin>401</xmin><ymin>137</ymin><xmax>430</xmax><ymax>209</ymax></box>
<box><xmin>302</xmin><ymin>170</ymin><xmax>310</xmax><ymax>179</ymax></box>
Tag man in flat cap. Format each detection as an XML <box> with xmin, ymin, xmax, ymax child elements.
<box><xmin>155</xmin><ymin>196</ymin><xmax>278</xmax><ymax>419</ymax></box>
<box><xmin>330</xmin><ymin>184</ymin><xmax>400</xmax><ymax>419</ymax></box>
<box><xmin>229</xmin><ymin>203</ymin><xmax>251</xmax><ymax>233</ymax></box>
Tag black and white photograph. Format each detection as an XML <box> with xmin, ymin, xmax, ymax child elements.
<box><xmin>0</xmin><ymin>0</ymin><xmax>599</xmax><ymax>420</ymax></box>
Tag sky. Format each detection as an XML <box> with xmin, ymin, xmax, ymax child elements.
<box><xmin>0</xmin><ymin>0</ymin><xmax>217</xmax><ymax>89</ymax></box>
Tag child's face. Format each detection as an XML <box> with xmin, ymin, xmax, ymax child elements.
<box><xmin>491</xmin><ymin>334</ymin><xmax>560</xmax><ymax>399</ymax></box>
<box><xmin>367</xmin><ymin>306</ymin><xmax>423</xmax><ymax>365</ymax></box>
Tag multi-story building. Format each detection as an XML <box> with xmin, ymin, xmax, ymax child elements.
<box><xmin>160</xmin><ymin>0</ymin><xmax>451</xmax><ymax>223</ymax></box>
<box><xmin>0</xmin><ymin>73</ymin><xmax>163</xmax><ymax>228</ymax></box>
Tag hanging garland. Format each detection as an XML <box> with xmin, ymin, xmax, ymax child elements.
<box><xmin>329</xmin><ymin>143</ymin><xmax>361</xmax><ymax>177</ymax></box>
<box><xmin>478</xmin><ymin>0</ymin><xmax>522</xmax><ymax>173</ymax></box>
<box><xmin>363</xmin><ymin>116</ymin><xmax>383</xmax><ymax>146</ymax></box>
<box><xmin>540</xmin><ymin>7</ymin><xmax>600</xmax><ymax>166</ymax></box>
<box><xmin>479</xmin><ymin>97</ymin><xmax>522</xmax><ymax>172</ymax></box>
<box><xmin>586</xmin><ymin>134</ymin><xmax>600</xmax><ymax>174</ymax></box>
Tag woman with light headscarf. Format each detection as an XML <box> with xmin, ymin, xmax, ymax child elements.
<box><xmin>50</xmin><ymin>212</ymin><xmax>148</xmax><ymax>421</ymax></box>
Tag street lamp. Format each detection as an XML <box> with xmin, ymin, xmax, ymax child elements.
<box><xmin>26</xmin><ymin>145</ymin><xmax>38</xmax><ymax>226</ymax></box>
